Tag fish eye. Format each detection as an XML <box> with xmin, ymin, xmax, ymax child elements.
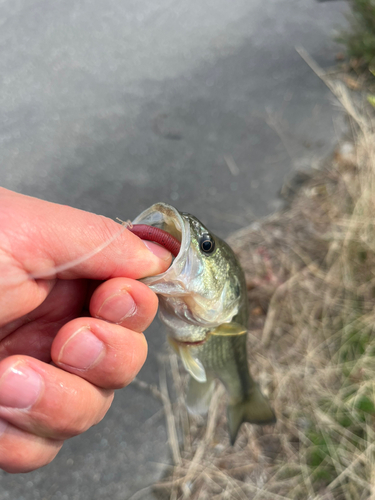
<box><xmin>199</xmin><ymin>234</ymin><xmax>215</xmax><ymax>254</ymax></box>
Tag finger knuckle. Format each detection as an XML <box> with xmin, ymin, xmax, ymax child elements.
<box><xmin>48</xmin><ymin>394</ymin><xmax>113</xmax><ymax>438</ymax></box>
<box><xmin>51</xmin><ymin>414</ymin><xmax>93</xmax><ymax>438</ymax></box>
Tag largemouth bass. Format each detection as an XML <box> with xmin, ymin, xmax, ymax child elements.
<box><xmin>132</xmin><ymin>203</ymin><xmax>276</xmax><ymax>444</ymax></box>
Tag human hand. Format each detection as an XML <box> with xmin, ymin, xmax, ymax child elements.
<box><xmin>0</xmin><ymin>188</ymin><xmax>172</xmax><ymax>473</ymax></box>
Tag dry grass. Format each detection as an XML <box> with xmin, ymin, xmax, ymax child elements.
<box><xmin>139</xmin><ymin>78</ymin><xmax>375</xmax><ymax>499</ymax></box>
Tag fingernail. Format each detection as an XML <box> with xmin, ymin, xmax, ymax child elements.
<box><xmin>97</xmin><ymin>290</ymin><xmax>137</xmax><ymax>324</ymax></box>
<box><xmin>142</xmin><ymin>241</ymin><xmax>172</xmax><ymax>261</ymax></box>
<box><xmin>0</xmin><ymin>364</ymin><xmax>43</xmax><ymax>409</ymax></box>
<box><xmin>58</xmin><ymin>327</ymin><xmax>104</xmax><ymax>370</ymax></box>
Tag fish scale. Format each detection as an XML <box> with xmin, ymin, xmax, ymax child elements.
<box><xmin>191</xmin><ymin>334</ymin><xmax>250</xmax><ymax>400</ymax></box>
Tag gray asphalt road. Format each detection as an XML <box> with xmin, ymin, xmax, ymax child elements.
<box><xmin>0</xmin><ymin>0</ymin><xmax>349</xmax><ymax>499</ymax></box>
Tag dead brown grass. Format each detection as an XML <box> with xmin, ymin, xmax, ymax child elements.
<box><xmin>142</xmin><ymin>77</ymin><xmax>375</xmax><ymax>500</ymax></box>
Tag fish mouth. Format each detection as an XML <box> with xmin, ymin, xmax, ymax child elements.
<box><xmin>132</xmin><ymin>203</ymin><xmax>186</xmax><ymax>257</ymax></box>
<box><xmin>132</xmin><ymin>202</ymin><xmax>192</xmax><ymax>290</ymax></box>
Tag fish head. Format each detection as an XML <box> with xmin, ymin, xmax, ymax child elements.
<box><xmin>132</xmin><ymin>203</ymin><xmax>245</xmax><ymax>343</ymax></box>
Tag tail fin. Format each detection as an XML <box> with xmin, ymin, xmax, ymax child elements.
<box><xmin>227</xmin><ymin>386</ymin><xmax>276</xmax><ymax>445</ymax></box>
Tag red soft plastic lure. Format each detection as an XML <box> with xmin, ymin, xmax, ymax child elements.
<box><xmin>128</xmin><ymin>224</ymin><xmax>181</xmax><ymax>257</ymax></box>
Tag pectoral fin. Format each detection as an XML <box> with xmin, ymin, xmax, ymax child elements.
<box><xmin>227</xmin><ymin>386</ymin><xmax>276</xmax><ymax>445</ymax></box>
<box><xmin>210</xmin><ymin>322</ymin><xmax>247</xmax><ymax>337</ymax></box>
<box><xmin>186</xmin><ymin>377</ymin><xmax>215</xmax><ymax>415</ymax></box>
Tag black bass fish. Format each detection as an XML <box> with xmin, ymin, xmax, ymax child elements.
<box><xmin>132</xmin><ymin>203</ymin><xmax>276</xmax><ymax>444</ymax></box>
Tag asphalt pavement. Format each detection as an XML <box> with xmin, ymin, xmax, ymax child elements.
<box><xmin>0</xmin><ymin>0</ymin><xmax>349</xmax><ymax>499</ymax></box>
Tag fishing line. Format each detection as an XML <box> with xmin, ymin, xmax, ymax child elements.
<box><xmin>5</xmin><ymin>217</ymin><xmax>179</xmax><ymax>288</ymax></box>
<box><xmin>1</xmin><ymin>222</ymin><xmax>131</xmax><ymax>288</ymax></box>
<box><xmin>29</xmin><ymin>221</ymin><xmax>131</xmax><ymax>280</ymax></box>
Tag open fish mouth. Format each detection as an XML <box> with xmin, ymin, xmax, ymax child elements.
<box><xmin>132</xmin><ymin>202</ymin><xmax>186</xmax><ymax>248</ymax></box>
<box><xmin>130</xmin><ymin>203</ymin><xmax>184</xmax><ymax>257</ymax></box>
<box><xmin>131</xmin><ymin>202</ymin><xmax>200</xmax><ymax>300</ymax></box>
<box><xmin>132</xmin><ymin>203</ymin><xmax>189</xmax><ymax>278</ymax></box>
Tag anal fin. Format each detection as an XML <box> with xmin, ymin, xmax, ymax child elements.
<box><xmin>186</xmin><ymin>377</ymin><xmax>215</xmax><ymax>416</ymax></box>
